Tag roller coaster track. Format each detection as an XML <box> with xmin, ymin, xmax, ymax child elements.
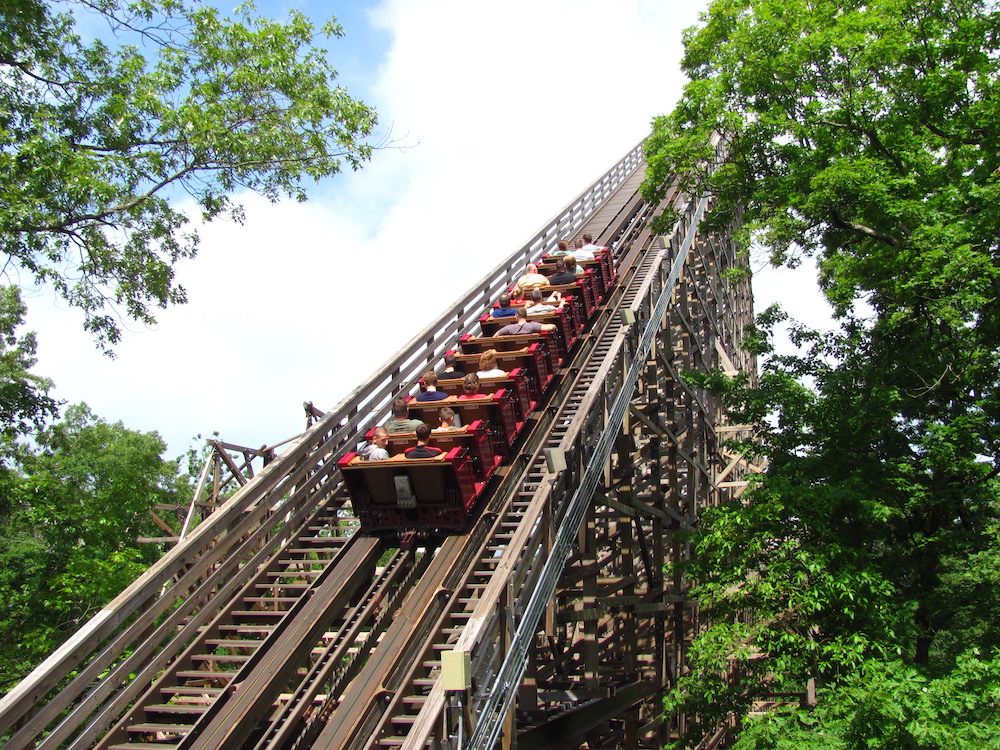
<box><xmin>0</xmin><ymin>140</ymin><xmax>758</xmax><ymax>749</ymax></box>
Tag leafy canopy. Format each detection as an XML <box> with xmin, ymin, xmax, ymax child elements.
<box><xmin>0</xmin><ymin>0</ymin><xmax>378</xmax><ymax>348</ymax></box>
<box><xmin>643</xmin><ymin>0</ymin><xmax>1000</xmax><ymax>745</ymax></box>
<box><xmin>735</xmin><ymin>651</ymin><xmax>1000</xmax><ymax>750</ymax></box>
<box><xmin>0</xmin><ymin>403</ymin><xmax>187</xmax><ymax>691</ymax></box>
<box><xmin>0</xmin><ymin>287</ymin><xmax>59</xmax><ymax>452</ymax></box>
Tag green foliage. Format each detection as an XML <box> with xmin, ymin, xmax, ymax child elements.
<box><xmin>645</xmin><ymin>0</ymin><xmax>1000</xmax><ymax>744</ymax></box>
<box><xmin>0</xmin><ymin>287</ymin><xmax>59</xmax><ymax>449</ymax></box>
<box><xmin>0</xmin><ymin>404</ymin><xmax>188</xmax><ymax>691</ymax></box>
<box><xmin>734</xmin><ymin>651</ymin><xmax>1000</xmax><ymax>750</ymax></box>
<box><xmin>0</xmin><ymin>0</ymin><xmax>362</xmax><ymax>692</ymax></box>
<box><xmin>0</xmin><ymin>0</ymin><xmax>377</xmax><ymax>348</ymax></box>
<box><xmin>666</xmin><ymin>309</ymin><xmax>1000</xmax><ymax>744</ymax></box>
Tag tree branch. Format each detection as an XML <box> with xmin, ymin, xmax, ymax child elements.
<box><xmin>828</xmin><ymin>207</ymin><xmax>900</xmax><ymax>247</ymax></box>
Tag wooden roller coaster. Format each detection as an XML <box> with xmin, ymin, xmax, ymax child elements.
<box><xmin>0</xmin><ymin>140</ymin><xmax>758</xmax><ymax>750</ymax></box>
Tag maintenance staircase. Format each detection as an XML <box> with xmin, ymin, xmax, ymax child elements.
<box><xmin>0</xmin><ymin>140</ymin><xmax>758</xmax><ymax>750</ymax></box>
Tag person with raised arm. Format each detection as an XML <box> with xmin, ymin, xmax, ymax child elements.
<box><xmin>493</xmin><ymin>307</ymin><xmax>556</xmax><ymax>336</ymax></box>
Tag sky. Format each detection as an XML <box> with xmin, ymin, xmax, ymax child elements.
<box><xmin>21</xmin><ymin>0</ymin><xmax>832</xmax><ymax>460</ymax></box>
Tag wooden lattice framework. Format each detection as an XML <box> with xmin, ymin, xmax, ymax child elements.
<box><xmin>531</xmin><ymin>224</ymin><xmax>759</xmax><ymax>747</ymax></box>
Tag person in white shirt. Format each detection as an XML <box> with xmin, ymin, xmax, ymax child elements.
<box><xmin>359</xmin><ymin>426</ymin><xmax>390</xmax><ymax>460</ymax></box>
<box><xmin>569</xmin><ymin>238</ymin><xmax>594</xmax><ymax>262</ymax></box>
<box><xmin>476</xmin><ymin>349</ymin><xmax>507</xmax><ymax>378</ymax></box>
<box><xmin>525</xmin><ymin>288</ymin><xmax>563</xmax><ymax>316</ymax></box>
<box><xmin>435</xmin><ymin>406</ymin><xmax>460</xmax><ymax>431</ymax></box>
<box><xmin>580</xmin><ymin>233</ymin><xmax>605</xmax><ymax>255</ymax></box>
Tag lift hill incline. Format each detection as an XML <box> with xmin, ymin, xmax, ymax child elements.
<box><xmin>0</xmin><ymin>141</ymin><xmax>758</xmax><ymax>750</ymax></box>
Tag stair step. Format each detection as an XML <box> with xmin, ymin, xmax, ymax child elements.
<box><xmin>160</xmin><ymin>686</ymin><xmax>224</xmax><ymax>697</ymax></box>
<box><xmin>241</xmin><ymin>597</ymin><xmax>300</xmax><ymax>606</ymax></box>
<box><xmin>190</xmin><ymin>653</ymin><xmax>251</xmax><ymax>664</ymax></box>
<box><xmin>143</xmin><ymin>704</ymin><xmax>208</xmax><ymax>716</ymax></box>
<box><xmin>174</xmin><ymin>671</ymin><xmax>236</xmax><ymax>684</ymax></box>
<box><xmin>127</xmin><ymin>723</ymin><xmax>194</xmax><ymax>734</ymax></box>
<box><xmin>202</xmin><ymin>639</ymin><xmax>264</xmax><ymax>650</ymax></box>
<box><xmin>230</xmin><ymin>610</ymin><xmax>287</xmax><ymax>619</ymax></box>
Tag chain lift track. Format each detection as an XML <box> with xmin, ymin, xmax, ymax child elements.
<box><xmin>0</xmin><ymin>140</ymin><xmax>758</xmax><ymax>750</ymax></box>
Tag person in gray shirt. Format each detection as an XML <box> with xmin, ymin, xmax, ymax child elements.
<box><xmin>494</xmin><ymin>308</ymin><xmax>556</xmax><ymax>336</ymax></box>
<box><xmin>385</xmin><ymin>398</ymin><xmax>422</xmax><ymax>434</ymax></box>
<box><xmin>359</xmin><ymin>426</ymin><xmax>390</xmax><ymax>460</ymax></box>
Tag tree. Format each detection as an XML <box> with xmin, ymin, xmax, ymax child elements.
<box><xmin>735</xmin><ymin>651</ymin><xmax>1000</xmax><ymax>750</ymax></box>
<box><xmin>1</xmin><ymin>0</ymin><xmax>378</xmax><ymax>348</ymax></box>
<box><xmin>0</xmin><ymin>287</ymin><xmax>59</xmax><ymax>451</ymax></box>
<box><xmin>0</xmin><ymin>404</ymin><xmax>187</xmax><ymax>691</ymax></box>
<box><xmin>642</xmin><ymin>0</ymin><xmax>1000</xmax><ymax>744</ymax></box>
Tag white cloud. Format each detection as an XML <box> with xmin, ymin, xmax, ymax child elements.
<box><xmin>25</xmin><ymin>0</ymin><xmax>713</xmax><ymax>457</ymax></box>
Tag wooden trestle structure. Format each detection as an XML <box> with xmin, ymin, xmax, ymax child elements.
<box><xmin>0</xmin><ymin>141</ymin><xmax>757</xmax><ymax>749</ymax></box>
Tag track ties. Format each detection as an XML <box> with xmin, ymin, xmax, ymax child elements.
<box><xmin>102</xmin><ymin>507</ymin><xmax>354</xmax><ymax>750</ymax></box>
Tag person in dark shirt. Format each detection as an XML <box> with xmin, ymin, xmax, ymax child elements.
<box><xmin>404</xmin><ymin>423</ymin><xmax>443</xmax><ymax>458</ymax></box>
<box><xmin>492</xmin><ymin>292</ymin><xmax>517</xmax><ymax>318</ymax></box>
<box><xmin>416</xmin><ymin>371</ymin><xmax>449</xmax><ymax>401</ymax></box>
<box><xmin>548</xmin><ymin>259</ymin><xmax>576</xmax><ymax>286</ymax></box>
<box><xmin>438</xmin><ymin>353</ymin><xmax>462</xmax><ymax>380</ymax></box>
